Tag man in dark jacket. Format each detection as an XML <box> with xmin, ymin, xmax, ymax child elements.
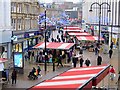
<box><xmin>97</xmin><ymin>55</ymin><xmax>102</xmax><ymax>65</ymax></box>
<box><xmin>11</xmin><ymin>69</ymin><xmax>17</xmax><ymax>85</ymax></box>
<box><xmin>57</xmin><ymin>54</ymin><xmax>63</xmax><ymax>67</ymax></box>
<box><xmin>109</xmin><ymin>49</ymin><xmax>113</xmax><ymax>58</ymax></box>
<box><xmin>72</xmin><ymin>54</ymin><xmax>78</xmax><ymax>68</ymax></box>
<box><xmin>85</xmin><ymin>58</ymin><xmax>91</xmax><ymax>67</ymax></box>
<box><xmin>80</xmin><ymin>58</ymin><xmax>84</xmax><ymax>67</ymax></box>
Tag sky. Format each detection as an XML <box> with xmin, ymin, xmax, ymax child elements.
<box><xmin>39</xmin><ymin>0</ymin><xmax>81</xmax><ymax>3</ymax></box>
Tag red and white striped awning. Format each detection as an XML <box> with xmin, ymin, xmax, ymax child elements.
<box><xmin>76</xmin><ymin>36</ymin><xmax>104</xmax><ymax>41</ymax></box>
<box><xmin>33</xmin><ymin>42</ymin><xmax>75</xmax><ymax>50</ymax></box>
<box><xmin>30</xmin><ymin>65</ymin><xmax>110</xmax><ymax>90</ymax></box>
<box><xmin>0</xmin><ymin>58</ymin><xmax>8</xmax><ymax>63</ymax></box>
<box><xmin>68</xmin><ymin>32</ymin><xmax>91</xmax><ymax>36</ymax></box>
<box><xmin>64</xmin><ymin>26</ymin><xmax>82</xmax><ymax>31</ymax></box>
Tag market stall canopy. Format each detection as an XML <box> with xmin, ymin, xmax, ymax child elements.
<box><xmin>0</xmin><ymin>58</ymin><xmax>8</xmax><ymax>63</ymax></box>
<box><xmin>0</xmin><ymin>58</ymin><xmax>8</xmax><ymax>71</ymax></box>
<box><xmin>64</xmin><ymin>26</ymin><xmax>82</xmax><ymax>32</ymax></box>
<box><xmin>76</xmin><ymin>36</ymin><xmax>104</xmax><ymax>41</ymax></box>
<box><xmin>30</xmin><ymin>65</ymin><xmax>110</xmax><ymax>90</ymax></box>
<box><xmin>33</xmin><ymin>42</ymin><xmax>75</xmax><ymax>50</ymax></box>
<box><xmin>68</xmin><ymin>32</ymin><xmax>91</xmax><ymax>36</ymax></box>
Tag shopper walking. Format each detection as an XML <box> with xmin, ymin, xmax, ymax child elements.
<box><xmin>57</xmin><ymin>54</ymin><xmax>63</xmax><ymax>67</ymax></box>
<box><xmin>85</xmin><ymin>58</ymin><xmax>91</xmax><ymax>67</ymax></box>
<box><xmin>72</xmin><ymin>54</ymin><xmax>78</xmax><ymax>68</ymax></box>
<box><xmin>97</xmin><ymin>55</ymin><xmax>102</xmax><ymax>65</ymax></box>
<box><xmin>11</xmin><ymin>69</ymin><xmax>17</xmax><ymax>85</ymax></box>
<box><xmin>109</xmin><ymin>49</ymin><xmax>113</xmax><ymax>58</ymax></box>
<box><xmin>109</xmin><ymin>66</ymin><xmax>116</xmax><ymax>81</ymax></box>
<box><xmin>110</xmin><ymin>42</ymin><xmax>114</xmax><ymax>49</ymax></box>
<box><xmin>80</xmin><ymin>57</ymin><xmax>84</xmax><ymax>67</ymax></box>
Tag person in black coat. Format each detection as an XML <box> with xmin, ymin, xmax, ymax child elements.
<box><xmin>110</xmin><ymin>42</ymin><xmax>114</xmax><ymax>49</ymax></box>
<box><xmin>11</xmin><ymin>69</ymin><xmax>17</xmax><ymax>85</ymax></box>
<box><xmin>109</xmin><ymin>49</ymin><xmax>113</xmax><ymax>58</ymax></box>
<box><xmin>80</xmin><ymin>57</ymin><xmax>84</xmax><ymax>67</ymax></box>
<box><xmin>85</xmin><ymin>58</ymin><xmax>91</xmax><ymax>67</ymax></box>
<box><xmin>72</xmin><ymin>54</ymin><xmax>78</xmax><ymax>68</ymax></box>
<box><xmin>57</xmin><ymin>54</ymin><xmax>63</xmax><ymax>67</ymax></box>
<box><xmin>97</xmin><ymin>55</ymin><xmax>102</xmax><ymax>65</ymax></box>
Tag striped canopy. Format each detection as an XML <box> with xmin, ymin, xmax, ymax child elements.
<box><xmin>76</xmin><ymin>36</ymin><xmax>104</xmax><ymax>41</ymax></box>
<box><xmin>33</xmin><ymin>42</ymin><xmax>75</xmax><ymax>50</ymax></box>
<box><xmin>30</xmin><ymin>65</ymin><xmax>110</xmax><ymax>90</ymax></box>
<box><xmin>0</xmin><ymin>58</ymin><xmax>8</xmax><ymax>63</ymax></box>
<box><xmin>68</xmin><ymin>32</ymin><xmax>91</xmax><ymax>36</ymax></box>
<box><xmin>64</xmin><ymin>26</ymin><xmax>82</xmax><ymax>31</ymax></box>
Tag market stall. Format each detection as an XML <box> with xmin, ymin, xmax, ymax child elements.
<box><xmin>63</xmin><ymin>26</ymin><xmax>83</xmax><ymax>32</ymax></box>
<box><xmin>33</xmin><ymin>42</ymin><xmax>75</xmax><ymax>50</ymax></box>
<box><xmin>0</xmin><ymin>58</ymin><xmax>8</xmax><ymax>71</ymax></box>
<box><xmin>68</xmin><ymin>32</ymin><xmax>91</xmax><ymax>36</ymax></box>
<box><xmin>30</xmin><ymin>65</ymin><xmax>110</xmax><ymax>90</ymax></box>
<box><xmin>76</xmin><ymin>36</ymin><xmax>104</xmax><ymax>41</ymax></box>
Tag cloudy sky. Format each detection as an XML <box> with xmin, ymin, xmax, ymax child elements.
<box><xmin>39</xmin><ymin>0</ymin><xmax>81</xmax><ymax>3</ymax></box>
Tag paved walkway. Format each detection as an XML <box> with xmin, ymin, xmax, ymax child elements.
<box><xmin>1</xmin><ymin>30</ymin><xmax>119</xmax><ymax>90</ymax></box>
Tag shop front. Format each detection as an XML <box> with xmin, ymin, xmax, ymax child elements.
<box><xmin>13</xmin><ymin>30</ymin><xmax>42</xmax><ymax>52</ymax></box>
<box><xmin>12</xmin><ymin>30</ymin><xmax>42</xmax><ymax>73</ymax></box>
<box><xmin>108</xmin><ymin>27</ymin><xmax>119</xmax><ymax>48</ymax></box>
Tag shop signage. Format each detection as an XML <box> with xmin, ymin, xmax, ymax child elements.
<box><xmin>11</xmin><ymin>35</ymin><xmax>18</xmax><ymax>41</ymax></box>
<box><xmin>17</xmin><ymin>35</ymin><xmax>24</xmax><ymax>39</ymax></box>
<box><xmin>29</xmin><ymin>33</ymin><xmax>34</xmax><ymax>36</ymax></box>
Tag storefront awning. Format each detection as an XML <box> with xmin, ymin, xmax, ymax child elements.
<box><xmin>76</xmin><ymin>36</ymin><xmax>104</xmax><ymax>41</ymax></box>
<box><xmin>68</xmin><ymin>32</ymin><xmax>91</xmax><ymax>36</ymax></box>
<box><xmin>30</xmin><ymin>65</ymin><xmax>110</xmax><ymax>90</ymax></box>
<box><xmin>33</xmin><ymin>42</ymin><xmax>75</xmax><ymax>50</ymax></box>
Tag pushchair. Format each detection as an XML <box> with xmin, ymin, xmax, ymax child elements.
<box><xmin>28</xmin><ymin>71</ymin><xmax>38</xmax><ymax>80</ymax></box>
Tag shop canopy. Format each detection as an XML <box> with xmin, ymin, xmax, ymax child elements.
<box><xmin>68</xmin><ymin>32</ymin><xmax>91</xmax><ymax>36</ymax></box>
<box><xmin>0</xmin><ymin>58</ymin><xmax>8</xmax><ymax>71</ymax></box>
<box><xmin>33</xmin><ymin>42</ymin><xmax>75</xmax><ymax>50</ymax></box>
<box><xmin>0</xmin><ymin>58</ymin><xmax>8</xmax><ymax>63</ymax></box>
<box><xmin>76</xmin><ymin>36</ymin><xmax>104</xmax><ymax>41</ymax></box>
<box><xmin>64</xmin><ymin>26</ymin><xmax>82</xmax><ymax>31</ymax></box>
<box><xmin>30</xmin><ymin>65</ymin><xmax>110</xmax><ymax>90</ymax></box>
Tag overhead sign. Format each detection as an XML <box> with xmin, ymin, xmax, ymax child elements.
<box><xmin>11</xmin><ymin>35</ymin><xmax>18</xmax><ymax>41</ymax></box>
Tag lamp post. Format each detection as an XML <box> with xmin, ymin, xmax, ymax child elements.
<box><xmin>44</xmin><ymin>7</ymin><xmax>47</xmax><ymax>72</ymax></box>
<box><xmin>89</xmin><ymin>2</ymin><xmax>111</xmax><ymax>44</ymax></box>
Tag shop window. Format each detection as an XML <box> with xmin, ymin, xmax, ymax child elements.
<box><xmin>14</xmin><ymin>43</ymin><xmax>22</xmax><ymax>52</ymax></box>
<box><xmin>12</xmin><ymin>45</ymin><xmax>16</xmax><ymax>52</ymax></box>
<box><xmin>33</xmin><ymin>38</ymin><xmax>36</xmax><ymax>45</ymax></box>
<box><xmin>19</xmin><ymin>43</ymin><xmax>22</xmax><ymax>52</ymax></box>
<box><xmin>23</xmin><ymin>40</ymin><xmax>28</xmax><ymax>49</ymax></box>
<box><xmin>15</xmin><ymin>44</ymin><xmax>19</xmax><ymax>52</ymax></box>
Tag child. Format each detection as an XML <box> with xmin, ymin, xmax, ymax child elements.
<box><xmin>109</xmin><ymin>66</ymin><xmax>116</xmax><ymax>81</ymax></box>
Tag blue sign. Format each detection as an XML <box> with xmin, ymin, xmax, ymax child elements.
<box><xmin>24</xmin><ymin>33</ymin><xmax>29</xmax><ymax>38</ymax></box>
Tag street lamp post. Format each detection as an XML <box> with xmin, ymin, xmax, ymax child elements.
<box><xmin>89</xmin><ymin>2</ymin><xmax>111</xmax><ymax>44</ymax></box>
<box><xmin>44</xmin><ymin>8</ymin><xmax>47</xmax><ymax>72</ymax></box>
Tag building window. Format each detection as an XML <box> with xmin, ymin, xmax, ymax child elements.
<box><xmin>17</xmin><ymin>3</ymin><xmax>22</xmax><ymax>13</ymax></box>
<box><xmin>11</xmin><ymin>19</ymin><xmax>16</xmax><ymax>30</ymax></box>
<box><xmin>26</xmin><ymin>5</ymin><xmax>29</xmax><ymax>13</ymax></box>
<box><xmin>11</xmin><ymin>2</ymin><xmax>16</xmax><ymax>12</ymax></box>
<box><xmin>17</xmin><ymin>19</ymin><xmax>22</xmax><ymax>30</ymax></box>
